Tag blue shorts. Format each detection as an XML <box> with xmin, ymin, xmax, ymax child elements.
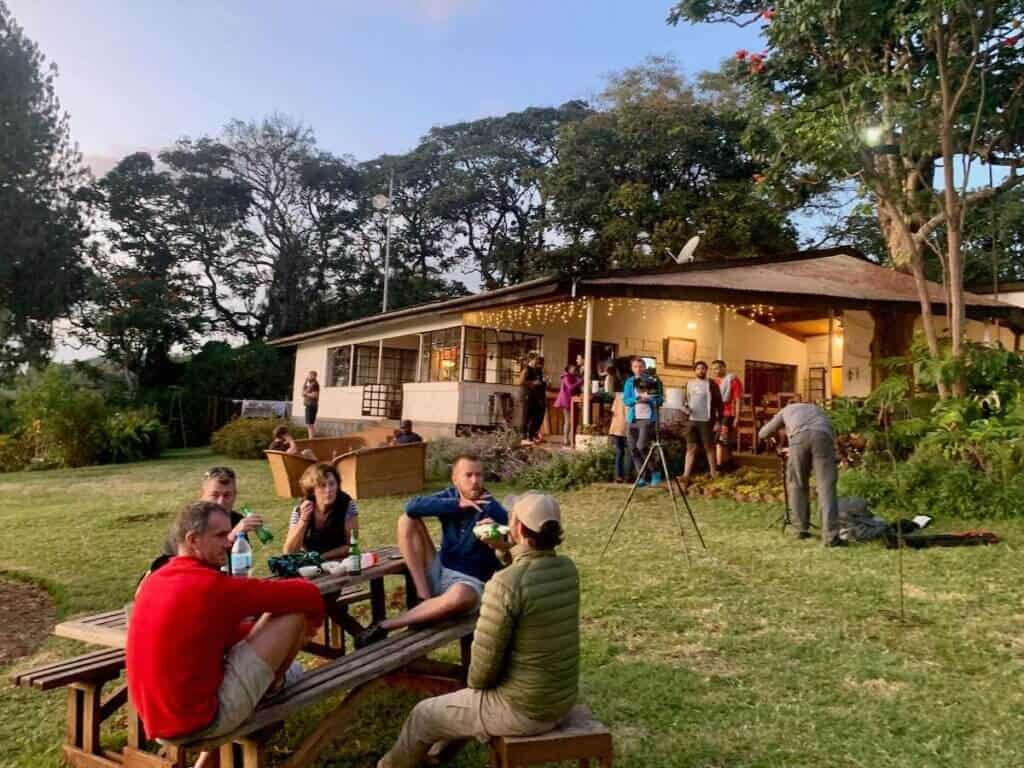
<box><xmin>427</xmin><ymin>553</ymin><xmax>484</xmax><ymax>602</ymax></box>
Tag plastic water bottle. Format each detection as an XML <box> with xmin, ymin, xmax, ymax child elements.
<box><xmin>230</xmin><ymin>533</ymin><xmax>253</xmax><ymax>578</ymax></box>
<box><xmin>347</xmin><ymin>533</ymin><xmax>362</xmax><ymax>576</ymax></box>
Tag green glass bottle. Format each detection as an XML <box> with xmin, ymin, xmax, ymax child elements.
<box><xmin>241</xmin><ymin>505</ymin><xmax>273</xmax><ymax>545</ymax></box>
<box><xmin>347</xmin><ymin>532</ymin><xmax>362</xmax><ymax>575</ymax></box>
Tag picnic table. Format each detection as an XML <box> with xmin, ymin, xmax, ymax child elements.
<box><xmin>20</xmin><ymin>546</ymin><xmax>477</xmax><ymax>768</ymax></box>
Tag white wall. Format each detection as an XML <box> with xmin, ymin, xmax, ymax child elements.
<box><xmin>403</xmin><ymin>382</ymin><xmax>461</xmax><ymax>424</ymax></box>
<box><xmin>458</xmin><ymin>383</ymin><xmax>522</xmax><ymax>426</ymax></box>
<box><xmin>841</xmin><ymin>310</ymin><xmax>874</xmax><ymax>398</ymax></box>
<box><xmin>913</xmin><ymin>316</ymin><xmax>1016</xmax><ymax>348</ymax></box>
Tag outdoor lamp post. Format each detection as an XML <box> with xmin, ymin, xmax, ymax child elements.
<box><xmin>371</xmin><ymin>170</ymin><xmax>395</xmax><ymax>314</ymax></box>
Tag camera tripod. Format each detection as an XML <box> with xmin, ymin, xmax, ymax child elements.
<box><xmin>767</xmin><ymin>445</ymin><xmax>817</xmax><ymax>534</ymax></box>
<box><xmin>602</xmin><ymin>416</ymin><xmax>706</xmax><ymax>561</ymax></box>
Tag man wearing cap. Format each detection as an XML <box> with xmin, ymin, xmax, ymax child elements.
<box><xmin>377</xmin><ymin>493</ymin><xmax>580</xmax><ymax>768</ymax></box>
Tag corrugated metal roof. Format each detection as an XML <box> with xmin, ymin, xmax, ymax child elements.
<box><xmin>582</xmin><ymin>252</ymin><xmax>1007</xmax><ymax>308</ymax></box>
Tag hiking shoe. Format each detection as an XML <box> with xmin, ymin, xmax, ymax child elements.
<box><xmin>355</xmin><ymin>623</ymin><xmax>389</xmax><ymax>649</ymax></box>
<box><xmin>796</xmin><ymin>531</ymin><xmax>813</xmax><ymax>540</ymax></box>
<box><xmin>826</xmin><ymin>537</ymin><xmax>849</xmax><ymax>548</ymax></box>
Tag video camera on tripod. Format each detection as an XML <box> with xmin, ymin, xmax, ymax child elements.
<box><xmin>633</xmin><ymin>371</ymin><xmax>664</xmax><ymax>401</ymax></box>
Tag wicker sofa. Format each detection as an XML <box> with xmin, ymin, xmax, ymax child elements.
<box><xmin>265</xmin><ymin>427</ymin><xmax>425</xmax><ymax>500</ymax></box>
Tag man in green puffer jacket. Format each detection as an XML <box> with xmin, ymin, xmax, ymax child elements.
<box><xmin>378</xmin><ymin>492</ymin><xmax>580</xmax><ymax>768</ymax></box>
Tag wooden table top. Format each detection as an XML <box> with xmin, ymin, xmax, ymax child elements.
<box><xmin>53</xmin><ymin>546</ymin><xmax>406</xmax><ymax>649</ymax></box>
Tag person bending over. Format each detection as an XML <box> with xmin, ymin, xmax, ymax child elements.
<box><xmin>356</xmin><ymin>454</ymin><xmax>508</xmax><ymax>647</ymax></box>
<box><xmin>377</xmin><ymin>492</ymin><xmax>579</xmax><ymax>768</ymax></box>
<box><xmin>283</xmin><ymin>463</ymin><xmax>357</xmax><ymax>560</ymax></box>
<box><xmin>759</xmin><ymin>401</ymin><xmax>843</xmax><ymax>547</ymax></box>
<box><xmin>127</xmin><ymin>501</ymin><xmax>324</xmax><ymax>764</ymax></box>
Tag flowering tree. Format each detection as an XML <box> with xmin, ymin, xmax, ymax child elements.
<box><xmin>669</xmin><ymin>1</ymin><xmax>1024</xmax><ymax>395</ymax></box>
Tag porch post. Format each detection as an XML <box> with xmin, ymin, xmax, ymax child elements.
<box><xmin>582</xmin><ymin>298</ymin><xmax>594</xmax><ymax>427</ymax></box>
<box><xmin>825</xmin><ymin>309</ymin><xmax>834</xmax><ymax>402</ymax></box>
<box><xmin>416</xmin><ymin>333</ymin><xmax>424</xmax><ymax>382</ymax></box>
<box><xmin>348</xmin><ymin>345</ymin><xmax>355</xmax><ymax>386</ymax></box>
<box><xmin>376</xmin><ymin>339</ymin><xmax>384</xmax><ymax>384</ymax></box>
<box><xmin>716</xmin><ymin>304</ymin><xmax>726</xmax><ymax>361</ymax></box>
<box><xmin>458</xmin><ymin>326</ymin><xmax>467</xmax><ymax>382</ymax></box>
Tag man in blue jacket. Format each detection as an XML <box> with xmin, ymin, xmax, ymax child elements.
<box><xmin>356</xmin><ymin>454</ymin><xmax>509</xmax><ymax>647</ymax></box>
<box><xmin>623</xmin><ymin>357</ymin><xmax>663</xmax><ymax>487</ymax></box>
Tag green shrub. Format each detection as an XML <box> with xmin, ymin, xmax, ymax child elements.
<box><xmin>14</xmin><ymin>366</ymin><xmax>108</xmax><ymax>467</ymax></box>
<box><xmin>102</xmin><ymin>408</ymin><xmax>166</xmax><ymax>463</ymax></box>
<box><xmin>517</xmin><ymin>446</ymin><xmax>616</xmax><ymax>491</ymax></box>
<box><xmin>426</xmin><ymin>429</ymin><xmax>544</xmax><ymax>483</ymax></box>
<box><xmin>211</xmin><ymin>419</ymin><xmax>306</xmax><ymax>459</ymax></box>
<box><xmin>0</xmin><ymin>434</ymin><xmax>31</xmax><ymax>472</ymax></box>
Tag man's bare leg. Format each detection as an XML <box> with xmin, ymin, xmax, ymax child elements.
<box><xmin>379</xmin><ymin>583</ymin><xmax>478</xmax><ymax>632</ymax></box>
<box><xmin>193</xmin><ymin>614</ymin><xmax>309</xmax><ymax>768</ymax></box>
<box><xmin>398</xmin><ymin>514</ymin><xmax>436</xmax><ymax>601</ymax></box>
<box><xmin>683</xmin><ymin>444</ymin><xmax>698</xmax><ymax>482</ymax></box>
<box><xmin>706</xmin><ymin>442</ymin><xmax>719</xmax><ymax>479</ymax></box>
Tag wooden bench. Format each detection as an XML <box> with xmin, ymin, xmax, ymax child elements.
<box><xmin>121</xmin><ymin>616</ymin><xmax>477</xmax><ymax>768</ymax></box>
<box><xmin>13</xmin><ymin>648</ymin><xmax>129</xmax><ymax>767</ymax></box>
<box><xmin>266</xmin><ymin>440</ymin><xmax>426</xmax><ymax>500</ymax></box>
<box><xmin>489</xmin><ymin>706</ymin><xmax>613</xmax><ymax>767</ymax></box>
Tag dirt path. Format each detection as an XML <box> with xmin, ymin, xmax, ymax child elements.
<box><xmin>0</xmin><ymin>578</ymin><xmax>55</xmax><ymax>665</ymax></box>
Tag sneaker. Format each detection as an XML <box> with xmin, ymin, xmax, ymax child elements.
<box><xmin>796</xmin><ymin>531</ymin><xmax>813</xmax><ymax>540</ymax></box>
<box><xmin>614</xmin><ymin>477</ymin><xmax>625</xmax><ymax>484</ymax></box>
<box><xmin>636</xmin><ymin>479</ymin><xmax>649</xmax><ymax>488</ymax></box>
<box><xmin>355</xmin><ymin>623</ymin><xmax>389</xmax><ymax>649</ymax></box>
<box><xmin>826</xmin><ymin>536</ymin><xmax>849</xmax><ymax>548</ymax></box>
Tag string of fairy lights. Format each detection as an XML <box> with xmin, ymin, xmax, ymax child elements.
<box><xmin>470</xmin><ymin>298</ymin><xmax>789</xmax><ymax>330</ymax></box>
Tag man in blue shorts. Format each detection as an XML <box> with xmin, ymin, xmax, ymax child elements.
<box><xmin>356</xmin><ymin>454</ymin><xmax>509</xmax><ymax>647</ymax></box>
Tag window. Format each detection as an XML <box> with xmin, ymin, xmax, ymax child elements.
<box><xmin>420</xmin><ymin>328</ymin><xmax>462</xmax><ymax>382</ymax></box>
<box><xmin>463</xmin><ymin>327</ymin><xmax>542</xmax><ymax>384</ymax></box>
<box><xmin>353</xmin><ymin>345</ymin><xmax>417</xmax><ymax>386</ymax></box>
<box><xmin>326</xmin><ymin>346</ymin><xmax>352</xmax><ymax>387</ymax></box>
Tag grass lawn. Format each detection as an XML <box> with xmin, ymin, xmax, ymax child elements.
<box><xmin>2</xmin><ymin>448</ymin><xmax>1024</xmax><ymax>768</ymax></box>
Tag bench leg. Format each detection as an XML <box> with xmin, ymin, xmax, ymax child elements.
<box><xmin>67</xmin><ymin>682</ymin><xmax>102</xmax><ymax>754</ymax></box>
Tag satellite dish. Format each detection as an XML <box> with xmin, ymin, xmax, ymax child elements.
<box><xmin>668</xmin><ymin>235</ymin><xmax>701</xmax><ymax>264</ymax></box>
<box><xmin>372</xmin><ymin>193</ymin><xmax>390</xmax><ymax>211</ymax></box>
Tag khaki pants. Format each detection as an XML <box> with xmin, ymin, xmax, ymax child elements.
<box><xmin>787</xmin><ymin>430</ymin><xmax>840</xmax><ymax>542</ymax></box>
<box><xmin>379</xmin><ymin>688</ymin><xmax>557</xmax><ymax>768</ymax></box>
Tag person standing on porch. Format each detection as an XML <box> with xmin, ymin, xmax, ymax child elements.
<box><xmin>554</xmin><ymin>363</ymin><xmax>582</xmax><ymax>446</ymax></box>
<box><xmin>712</xmin><ymin>360</ymin><xmax>743</xmax><ymax>471</ymax></box>
<box><xmin>758</xmin><ymin>402</ymin><xmax>844</xmax><ymax>547</ymax></box>
<box><xmin>623</xmin><ymin>357</ymin><xmax>662</xmax><ymax>487</ymax></box>
<box><xmin>302</xmin><ymin>371</ymin><xmax>320</xmax><ymax>438</ymax></box>
<box><xmin>682</xmin><ymin>361</ymin><xmax>723</xmax><ymax>488</ymax></box>
<box><xmin>519</xmin><ymin>353</ymin><xmax>548</xmax><ymax>445</ymax></box>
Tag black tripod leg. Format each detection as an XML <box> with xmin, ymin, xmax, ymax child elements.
<box><xmin>671</xmin><ymin>472</ymin><xmax>708</xmax><ymax>550</ymax></box>
<box><xmin>656</xmin><ymin>444</ymin><xmax>690</xmax><ymax>563</ymax></box>
<box><xmin>601</xmin><ymin>441</ymin><xmax>657</xmax><ymax>556</ymax></box>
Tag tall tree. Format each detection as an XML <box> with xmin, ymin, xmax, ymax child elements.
<box><xmin>548</xmin><ymin>58</ymin><xmax>797</xmax><ymax>270</ymax></box>
<box><xmin>669</xmin><ymin>1</ymin><xmax>1024</xmax><ymax>395</ymax></box>
<box><xmin>417</xmin><ymin>102</ymin><xmax>591</xmax><ymax>288</ymax></box>
<box><xmin>75</xmin><ymin>153</ymin><xmax>205</xmax><ymax>388</ymax></box>
<box><xmin>0</xmin><ymin>1</ymin><xmax>87</xmax><ymax>377</ymax></box>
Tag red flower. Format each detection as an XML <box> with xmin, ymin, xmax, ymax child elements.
<box><xmin>750</xmin><ymin>60</ymin><xmax>766</xmax><ymax>74</ymax></box>
<box><xmin>735</xmin><ymin>49</ymin><xmax>749</xmax><ymax>61</ymax></box>
<box><xmin>753</xmin><ymin>174</ymin><xmax>766</xmax><ymax>184</ymax></box>
<box><xmin>762</xmin><ymin>7</ymin><xmax>776</xmax><ymax>20</ymax></box>
<box><xmin>1004</xmin><ymin>35</ymin><xmax>1021</xmax><ymax>48</ymax></box>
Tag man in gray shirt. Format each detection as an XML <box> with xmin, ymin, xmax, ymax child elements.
<box><xmin>759</xmin><ymin>402</ymin><xmax>843</xmax><ymax>547</ymax></box>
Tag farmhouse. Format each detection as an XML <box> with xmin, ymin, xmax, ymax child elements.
<box><xmin>271</xmin><ymin>248</ymin><xmax>1022</xmax><ymax>440</ymax></box>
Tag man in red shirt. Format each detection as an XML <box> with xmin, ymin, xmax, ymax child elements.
<box><xmin>127</xmin><ymin>501</ymin><xmax>324</xmax><ymax>761</ymax></box>
<box><xmin>712</xmin><ymin>360</ymin><xmax>743</xmax><ymax>470</ymax></box>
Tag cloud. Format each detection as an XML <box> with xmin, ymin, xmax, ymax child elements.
<box><xmin>406</xmin><ymin>0</ymin><xmax>477</xmax><ymax>22</ymax></box>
